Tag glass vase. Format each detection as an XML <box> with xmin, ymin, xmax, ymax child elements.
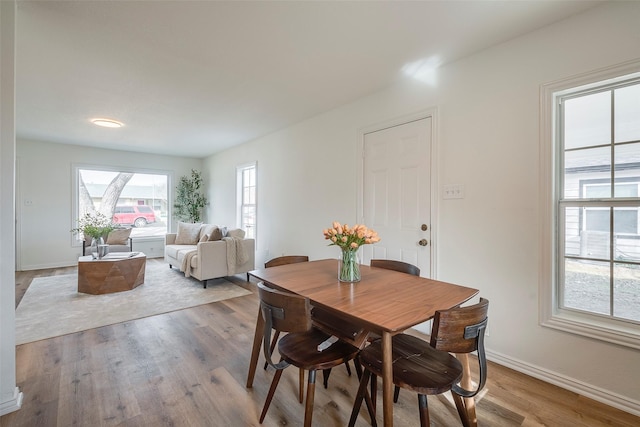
<box><xmin>92</xmin><ymin>236</ymin><xmax>109</xmax><ymax>259</ymax></box>
<box><xmin>339</xmin><ymin>248</ymin><xmax>361</xmax><ymax>282</ymax></box>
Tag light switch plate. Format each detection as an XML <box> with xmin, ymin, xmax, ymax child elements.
<box><xmin>443</xmin><ymin>184</ymin><xmax>464</xmax><ymax>199</ymax></box>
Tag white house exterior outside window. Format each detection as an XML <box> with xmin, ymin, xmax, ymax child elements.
<box><xmin>540</xmin><ymin>61</ymin><xmax>640</xmax><ymax>350</ymax></box>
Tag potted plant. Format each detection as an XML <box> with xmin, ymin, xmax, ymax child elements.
<box><xmin>174</xmin><ymin>169</ymin><xmax>208</xmax><ymax>223</ymax></box>
<box><xmin>72</xmin><ymin>212</ymin><xmax>117</xmax><ymax>245</ymax></box>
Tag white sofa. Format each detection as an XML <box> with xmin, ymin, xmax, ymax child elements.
<box><xmin>164</xmin><ymin>223</ymin><xmax>255</xmax><ymax>288</ymax></box>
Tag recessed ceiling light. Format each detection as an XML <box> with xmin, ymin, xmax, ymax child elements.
<box><xmin>91</xmin><ymin>118</ymin><xmax>124</xmax><ymax>128</ymax></box>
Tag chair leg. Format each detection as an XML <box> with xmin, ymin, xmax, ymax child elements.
<box><xmin>353</xmin><ymin>357</ymin><xmax>363</xmax><ymax>380</ymax></box>
<box><xmin>304</xmin><ymin>370</ymin><xmax>317</xmax><ymax>427</ymax></box>
<box><xmin>323</xmin><ymin>368</ymin><xmax>332</xmax><ymax>389</ymax></box>
<box><xmin>348</xmin><ymin>369</ymin><xmax>377</xmax><ymax>427</ymax></box>
<box><xmin>322</xmin><ymin>362</ymin><xmax>352</xmax><ymax>390</ymax></box>
<box><xmin>452</xmin><ymin>391</ymin><xmax>471</xmax><ymax>427</ymax></box>
<box><xmin>299</xmin><ymin>368</ymin><xmax>304</xmax><ymax>403</ymax></box>
<box><xmin>457</xmin><ymin>353</ymin><xmax>478</xmax><ymax>427</ymax></box>
<box><xmin>417</xmin><ymin>394</ymin><xmax>430</xmax><ymax>427</ymax></box>
<box><xmin>203</xmin><ymin>279</ymin><xmax>207</xmax><ymax>289</ymax></box>
<box><xmin>370</xmin><ymin>374</ymin><xmax>377</xmax><ymax>412</ymax></box>
<box><xmin>368</xmin><ymin>374</ymin><xmax>399</xmax><ymax>412</ymax></box>
<box><xmin>259</xmin><ymin>366</ymin><xmax>284</xmax><ymax>423</ymax></box>
<box><xmin>263</xmin><ymin>331</ymin><xmax>281</xmax><ymax>370</ymax></box>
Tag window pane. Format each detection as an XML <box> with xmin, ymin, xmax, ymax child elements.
<box><xmin>585</xmin><ymin>208</ymin><xmax>609</xmax><ymax>233</ymax></box>
<box><xmin>564</xmin><ymin>147</ymin><xmax>611</xmax><ymax>199</ymax></box>
<box><xmin>564</xmin><ymin>91</ymin><xmax>611</xmax><ymax>150</ymax></box>
<box><xmin>584</xmin><ymin>184</ymin><xmax>610</xmax><ymax>198</ymax></box>
<box><xmin>579</xmin><ymin>229</ymin><xmax>610</xmax><ymax>260</ymax></box>
<box><xmin>614</xmin><ymin>143</ymin><xmax>640</xmax><ymax>197</ymax></box>
<box><xmin>242</xmin><ymin>205</ymin><xmax>256</xmax><ymax>239</ymax></box>
<box><xmin>615</xmin><ymin>83</ymin><xmax>640</xmax><ymax>143</ymax></box>
<box><xmin>564</xmin><ymin>207</ymin><xmax>581</xmax><ymax>257</ymax></box>
<box><xmin>614</xmin><ymin>208</ymin><xmax>640</xmax><ymax>263</ymax></box>
<box><xmin>563</xmin><ymin>259</ymin><xmax>610</xmax><ymax>315</ymax></box>
<box><xmin>614</xmin><ymin>184</ymin><xmax>638</xmax><ymax>198</ymax></box>
<box><xmin>614</xmin><ymin>208</ymin><xmax>638</xmax><ymax>235</ymax></box>
<box><xmin>565</xmin><ymin>206</ymin><xmax>610</xmax><ymax>260</ymax></box>
<box><xmin>614</xmin><ymin>263</ymin><xmax>640</xmax><ymax>322</ymax></box>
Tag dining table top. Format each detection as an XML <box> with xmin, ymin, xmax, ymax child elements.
<box><xmin>249</xmin><ymin>258</ymin><xmax>479</xmax><ymax>335</ymax></box>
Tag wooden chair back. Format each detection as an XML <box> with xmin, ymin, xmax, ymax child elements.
<box><xmin>265</xmin><ymin>255</ymin><xmax>309</xmax><ymax>268</ymax></box>
<box><xmin>257</xmin><ymin>281</ymin><xmax>313</xmax><ymax>371</ymax></box>
<box><xmin>370</xmin><ymin>259</ymin><xmax>420</xmax><ymax>276</ymax></box>
<box><xmin>431</xmin><ymin>297</ymin><xmax>489</xmax><ymax>399</ymax></box>
<box><xmin>431</xmin><ymin>297</ymin><xmax>488</xmax><ymax>353</ymax></box>
<box><xmin>257</xmin><ymin>281</ymin><xmax>312</xmax><ymax>334</ymax></box>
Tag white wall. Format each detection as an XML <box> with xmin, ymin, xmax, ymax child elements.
<box><xmin>204</xmin><ymin>2</ymin><xmax>640</xmax><ymax>415</ymax></box>
<box><xmin>16</xmin><ymin>139</ymin><xmax>203</xmax><ymax>270</ymax></box>
<box><xmin>0</xmin><ymin>0</ymin><xmax>22</xmax><ymax>416</ymax></box>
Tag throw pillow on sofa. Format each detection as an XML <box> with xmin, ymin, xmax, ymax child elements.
<box><xmin>106</xmin><ymin>228</ymin><xmax>132</xmax><ymax>245</ymax></box>
<box><xmin>226</xmin><ymin>228</ymin><xmax>246</xmax><ymax>239</ymax></box>
<box><xmin>209</xmin><ymin>226</ymin><xmax>224</xmax><ymax>241</ymax></box>
<box><xmin>199</xmin><ymin>224</ymin><xmax>217</xmax><ymax>241</ymax></box>
<box><xmin>175</xmin><ymin>222</ymin><xmax>202</xmax><ymax>245</ymax></box>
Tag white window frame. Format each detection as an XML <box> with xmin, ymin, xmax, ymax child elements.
<box><xmin>236</xmin><ymin>162</ymin><xmax>257</xmax><ymax>240</ymax></box>
<box><xmin>71</xmin><ymin>164</ymin><xmax>171</xmax><ymax>246</ymax></box>
<box><xmin>540</xmin><ymin>60</ymin><xmax>640</xmax><ymax>350</ymax></box>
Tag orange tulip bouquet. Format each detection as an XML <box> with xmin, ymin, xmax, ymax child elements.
<box><xmin>323</xmin><ymin>221</ymin><xmax>380</xmax><ymax>282</ymax></box>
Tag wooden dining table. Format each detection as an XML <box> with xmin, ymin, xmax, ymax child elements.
<box><xmin>246</xmin><ymin>258</ymin><xmax>479</xmax><ymax>427</ymax></box>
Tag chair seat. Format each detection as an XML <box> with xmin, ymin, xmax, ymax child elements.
<box><xmin>279</xmin><ymin>328</ymin><xmax>360</xmax><ymax>371</ymax></box>
<box><xmin>360</xmin><ymin>334</ymin><xmax>463</xmax><ymax>395</ymax></box>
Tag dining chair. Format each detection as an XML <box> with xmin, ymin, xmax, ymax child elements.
<box><xmin>370</xmin><ymin>259</ymin><xmax>420</xmax><ymax>277</ymax></box>
<box><xmin>257</xmin><ymin>281</ymin><xmax>361</xmax><ymax>427</ymax></box>
<box><xmin>263</xmin><ymin>255</ymin><xmax>355</xmax><ymax>398</ymax></box>
<box><xmin>368</xmin><ymin>258</ymin><xmax>421</xmax><ymax>404</ymax></box>
<box><xmin>349</xmin><ymin>297</ymin><xmax>489</xmax><ymax>427</ymax></box>
<box><xmin>264</xmin><ymin>255</ymin><xmax>309</xmax><ymax>268</ymax></box>
<box><xmin>263</xmin><ymin>255</ymin><xmax>310</xmax><ymax>401</ymax></box>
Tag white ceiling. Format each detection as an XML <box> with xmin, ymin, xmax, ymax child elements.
<box><xmin>15</xmin><ymin>0</ymin><xmax>604</xmax><ymax>158</ymax></box>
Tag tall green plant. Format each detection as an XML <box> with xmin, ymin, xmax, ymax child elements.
<box><xmin>174</xmin><ymin>169</ymin><xmax>208</xmax><ymax>223</ymax></box>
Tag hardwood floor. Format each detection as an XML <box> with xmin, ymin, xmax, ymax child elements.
<box><xmin>3</xmin><ymin>265</ymin><xmax>639</xmax><ymax>426</ymax></box>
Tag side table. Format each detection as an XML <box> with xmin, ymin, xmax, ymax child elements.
<box><xmin>78</xmin><ymin>252</ymin><xmax>146</xmax><ymax>295</ymax></box>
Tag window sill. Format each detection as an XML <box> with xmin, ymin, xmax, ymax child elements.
<box><xmin>541</xmin><ymin>310</ymin><xmax>640</xmax><ymax>350</ymax></box>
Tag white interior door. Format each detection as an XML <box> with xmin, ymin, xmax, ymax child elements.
<box><xmin>362</xmin><ymin>117</ymin><xmax>432</xmax><ymax>278</ymax></box>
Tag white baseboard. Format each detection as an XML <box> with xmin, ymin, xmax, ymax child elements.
<box><xmin>0</xmin><ymin>387</ymin><xmax>23</xmax><ymax>416</ymax></box>
<box><xmin>486</xmin><ymin>349</ymin><xmax>640</xmax><ymax>417</ymax></box>
<box><xmin>19</xmin><ymin>261</ymin><xmax>77</xmax><ymax>271</ymax></box>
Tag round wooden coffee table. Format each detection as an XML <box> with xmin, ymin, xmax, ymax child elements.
<box><xmin>77</xmin><ymin>252</ymin><xmax>146</xmax><ymax>295</ymax></box>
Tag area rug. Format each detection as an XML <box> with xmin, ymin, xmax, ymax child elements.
<box><xmin>15</xmin><ymin>264</ymin><xmax>252</xmax><ymax>345</ymax></box>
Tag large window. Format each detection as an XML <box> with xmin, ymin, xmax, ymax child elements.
<box><xmin>541</xmin><ymin>62</ymin><xmax>640</xmax><ymax>349</ymax></box>
<box><xmin>237</xmin><ymin>163</ymin><xmax>257</xmax><ymax>239</ymax></box>
<box><xmin>74</xmin><ymin>167</ymin><xmax>169</xmax><ymax>241</ymax></box>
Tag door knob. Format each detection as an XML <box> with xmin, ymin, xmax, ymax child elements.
<box><xmin>418</xmin><ymin>239</ymin><xmax>428</xmax><ymax>246</ymax></box>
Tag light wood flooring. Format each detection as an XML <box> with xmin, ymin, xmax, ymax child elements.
<box><xmin>2</xmin><ymin>261</ymin><xmax>639</xmax><ymax>426</ymax></box>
